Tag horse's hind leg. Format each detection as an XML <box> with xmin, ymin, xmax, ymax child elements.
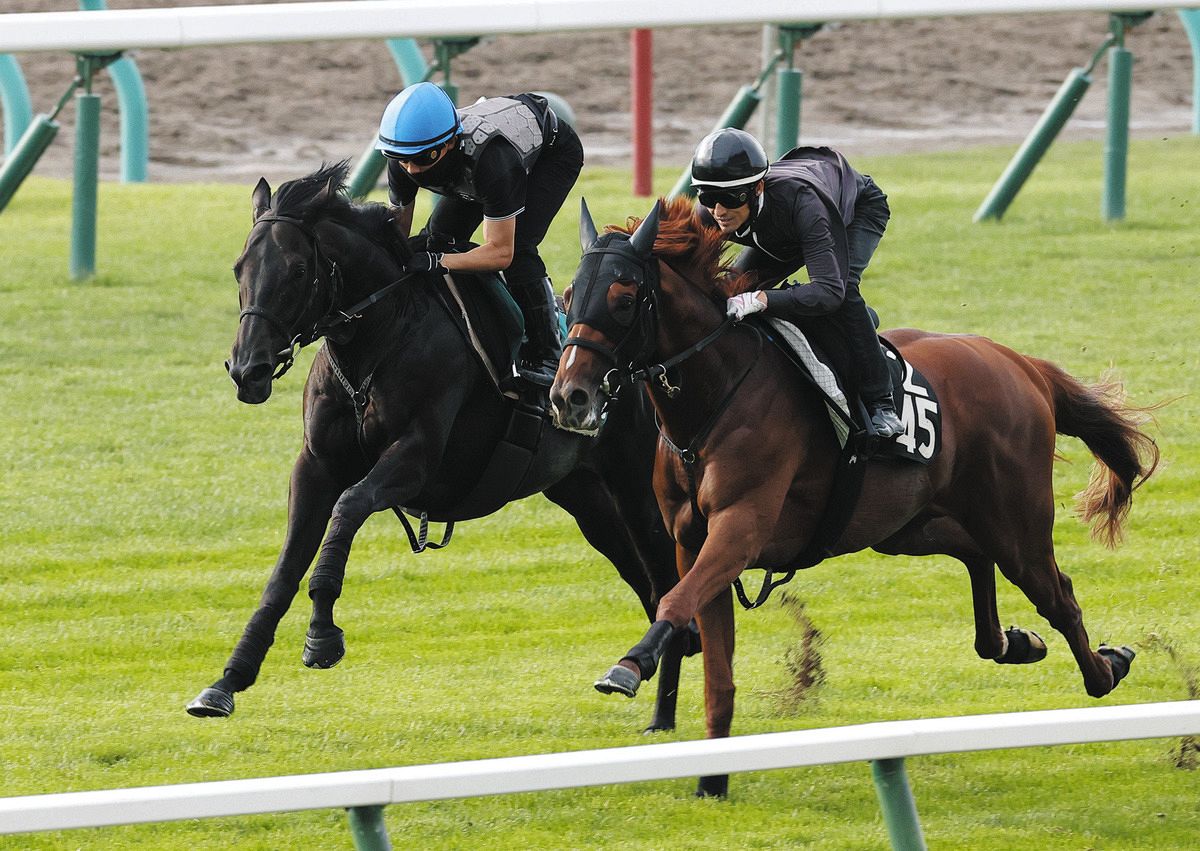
<box><xmin>967</xmin><ymin>503</ymin><xmax>1128</xmax><ymax>697</ymax></box>
<box><xmin>875</xmin><ymin>517</ymin><xmax>1015</xmax><ymax>662</ymax></box>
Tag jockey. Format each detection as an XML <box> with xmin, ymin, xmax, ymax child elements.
<box><xmin>377</xmin><ymin>82</ymin><xmax>584</xmax><ymax>386</ymax></box>
<box><xmin>692</xmin><ymin>128</ymin><xmax>904</xmax><ymax>439</ymax></box>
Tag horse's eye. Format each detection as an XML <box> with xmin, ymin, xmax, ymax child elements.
<box><xmin>292</xmin><ymin>265</ymin><xmax>307</xmax><ymax>281</ymax></box>
<box><xmin>617</xmin><ymin>295</ymin><xmax>635</xmax><ymax>310</ymax></box>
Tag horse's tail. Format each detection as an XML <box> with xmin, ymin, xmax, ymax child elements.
<box><xmin>1032</xmin><ymin>358</ymin><xmax>1161</xmax><ymax>548</ymax></box>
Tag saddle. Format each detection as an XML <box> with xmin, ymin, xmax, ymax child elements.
<box><xmin>727</xmin><ymin>317</ymin><xmax>942</xmax><ymax>608</ymax></box>
<box><xmin>395</xmin><ymin>263</ymin><xmax>563</xmax><ymax>534</ymax></box>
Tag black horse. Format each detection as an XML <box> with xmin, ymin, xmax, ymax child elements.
<box><xmin>187</xmin><ymin>163</ymin><xmax>691</xmax><ymax>728</ymax></box>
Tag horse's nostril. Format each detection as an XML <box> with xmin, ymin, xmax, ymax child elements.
<box><xmin>230</xmin><ymin>360</ymin><xmax>273</xmax><ymax>388</ymax></box>
<box><xmin>568</xmin><ymin>388</ymin><xmax>591</xmax><ymax>410</ymax></box>
<box><xmin>224</xmin><ymin>359</ymin><xmax>232</xmax><ymax>373</ymax></box>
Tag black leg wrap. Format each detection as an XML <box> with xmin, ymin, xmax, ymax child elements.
<box><xmin>1099</xmin><ymin>644</ymin><xmax>1136</xmax><ymax>687</ymax></box>
<box><xmin>307</xmin><ymin>572</ymin><xmax>343</xmax><ymax>599</ymax></box>
<box><xmin>621</xmin><ymin>620</ymin><xmax>676</xmax><ymax>681</ymax></box>
<box><xmin>695</xmin><ymin>774</ymin><xmax>729</xmax><ymax>798</ymax></box>
<box><xmin>995</xmin><ymin>627</ymin><xmax>1048</xmax><ymax>665</ymax></box>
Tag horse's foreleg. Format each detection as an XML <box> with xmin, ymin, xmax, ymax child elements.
<box><xmin>304</xmin><ymin>434</ymin><xmax>437</xmax><ymax>669</ymax></box>
<box><xmin>187</xmin><ymin>453</ymin><xmax>339</xmax><ymax>717</ymax></box>
<box><xmin>694</xmin><ymin>586</ymin><xmax>735</xmax><ymax>798</ymax></box>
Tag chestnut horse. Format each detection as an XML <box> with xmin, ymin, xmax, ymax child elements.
<box><xmin>551</xmin><ymin>197</ymin><xmax>1159</xmax><ymax>797</ymax></box>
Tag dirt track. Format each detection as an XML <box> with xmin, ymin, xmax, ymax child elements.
<box><xmin>9</xmin><ymin>1</ymin><xmax>1197</xmax><ymax>185</ymax></box>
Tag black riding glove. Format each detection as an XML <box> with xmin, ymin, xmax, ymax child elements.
<box><xmin>404</xmin><ymin>251</ymin><xmax>446</xmax><ymax>275</ymax></box>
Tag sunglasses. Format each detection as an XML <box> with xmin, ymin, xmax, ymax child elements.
<box><xmin>382</xmin><ymin>145</ymin><xmax>444</xmax><ymax>166</ymax></box>
<box><xmin>696</xmin><ymin>187</ymin><xmax>752</xmax><ymax>209</ymax></box>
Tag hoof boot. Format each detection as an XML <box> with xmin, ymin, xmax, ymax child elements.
<box><xmin>594</xmin><ymin>664</ymin><xmax>641</xmax><ymax>698</ymax></box>
<box><xmin>186</xmin><ymin>687</ymin><xmax>235</xmax><ymax>718</ymax></box>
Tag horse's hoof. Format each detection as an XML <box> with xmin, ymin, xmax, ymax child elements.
<box><xmin>303</xmin><ymin>628</ymin><xmax>345</xmax><ymax>669</ymax></box>
<box><xmin>643</xmin><ymin>721</ymin><xmax>676</xmax><ymax>735</ymax></box>
<box><xmin>695</xmin><ymin>774</ymin><xmax>729</xmax><ymax>798</ymax></box>
<box><xmin>1099</xmin><ymin>644</ymin><xmax>1136</xmax><ymax>688</ymax></box>
<box><xmin>186</xmin><ymin>687</ymin><xmax>234</xmax><ymax>718</ymax></box>
<box><xmin>995</xmin><ymin>627</ymin><xmax>1048</xmax><ymax>664</ymax></box>
<box><xmin>594</xmin><ymin>664</ymin><xmax>641</xmax><ymax>698</ymax></box>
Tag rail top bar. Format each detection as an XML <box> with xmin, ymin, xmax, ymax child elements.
<box><xmin>1</xmin><ymin>701</ymin><xmax>1198</xmax><ymax>834</ymax></box>
<box><xmin>1</xmin><ymin>1</ymin><xmax>1197</xmax><ymax>53</ymax></box>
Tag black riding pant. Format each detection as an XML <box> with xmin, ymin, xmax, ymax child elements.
<box><xmin>427</xmin><ymin>122</ymin><xmax>585</xmax><ymax>285</ymax></box>
<box><xmin>834</xmin><ymin>172</ymin><xmax>892</xmax><ymax>403</ymax></box>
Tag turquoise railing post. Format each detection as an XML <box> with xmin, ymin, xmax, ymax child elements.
<box><xmin>871</xmin><ymin>758</ymin><xmax>927</xmax><ymax>851</ymax></box>
<box><xmin>346</xmin><ymin>805</ymin><xmax>391</xmax><ymax>851</ymax></box>
<box><xmin>78</xmin><ymin>1</ymin><xmax>149</xmax><ymax>182</ymax></box>
<box><xmin>773</xmin><ymin>25</ymin><xmax>821</xmax><ymax>159</ymax></box>
<box><xmin>1</xmin><ymin>54</ymin><xmax>34</xmax><ymax>156</ymax></box>
<box><xmin>347</xmin><ymin>38</ymin><xmax>431</xmax><ymax>199</ymax></box>
<box><xmin>1179</xmin><ymin>10</ymin><xmax>1200</xmax><ymax>133</ymax></box>
<box><xmin>71</xmin><ymin>77</ymin><xmax>102</xmax><ymax>278</ymax></box>
<box><xmin>1102</xmin><ymin>13</ymin><xmax>1149</xmax><ymax>222</ymax></box>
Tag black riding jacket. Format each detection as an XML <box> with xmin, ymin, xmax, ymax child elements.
<box><xmin>708</xmin><ymin>146</ymin><xmax>862</xmax><ymax>321</ymax></box>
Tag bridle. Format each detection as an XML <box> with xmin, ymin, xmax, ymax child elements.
<box><xmin>564</xmin><ymin>221</ymin><xmax>739</xmax><ymax>403</ymax></box>
<box><xmin>238</xmin><ymin>213</ymin><xmax>345</xmax><ymax>380</ymax></box>
<box><xmin>237</xmin><ymin>213</ymin><xmax>413</xmax><ymax>381</ymax></box>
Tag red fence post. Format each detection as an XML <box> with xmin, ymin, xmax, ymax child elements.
<box><xmin>631</xmin><ymin>28</ymin><xmax>653</xmax><ymax>197</ymax></box>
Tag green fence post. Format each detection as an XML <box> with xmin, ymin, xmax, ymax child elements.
<box><xmin>774</xmin><ymin>67</ymin><xmax>802</xmax><ymax>158</ymax></box>
<box><xmin>79</xmin><ymin>0</ymin><xmax>149</xmax><ymax>182</ymax></box>
<box><xmin>1103</xmin><ymin>27</ymin><xmax>1134</xmax><ymax>222</ymax></box>
<box><xmin>1</xmin><ymin>54</ymin><xmax>34</xmax><ymax>156</ymax></box>
<box><xmin>71</xmin><ymin>88</ymin><xmax>101</xmax><ymax>279</ymax></box>
<box><xmin>346</xmin><ymin>805</ymin><xmax>391</xmax><ymax>851</ymax></box>
<box><xmin>973</xmin><ymin>66</ymin><xmax>1092</xmax><ymax>221</ymax></box>
<box><xmin>1181</xmin><ymin>10</ymin><xmax>1200</xmax><ymax>133</ymax></box>
<box><xmin>668</xmin><ymin>84</ymin><xmax>763</xmax><ymax>199</ymax></box>
<box><xmin>0</xmin><ymin>115</ymin><xmax>59</xmax><ymax>213</ymax></box>
<box><xmin>871</xmin><ymin>758</ymin><xmax>927</xmax><ymax>851</ymax></box>
<box><xmin>772</xmin><ymin>25</ymin><xmax>821</xmax><ymax>159</ymax></box>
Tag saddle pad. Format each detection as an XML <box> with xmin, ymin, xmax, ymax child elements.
<box><xmin>767</xmin><ymin>318</ymin><xmax>852</xmax><ymax>446</ymax></box>
<box><xmin>765</xmin><ymin>318</ymin><xmax>941</xmax><ymax>464</ymax></box>
<box><xmin>880</xmin><ymin>340</ymin><xmax>942</xmax><ymax>464</ymax></box>
<box><xmin>437</xmin><ymin>271</ymin><xmax>523</xmax><ymax>391</ymax></box>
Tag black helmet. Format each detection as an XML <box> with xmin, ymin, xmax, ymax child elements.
<box><xmin>690</xmin><ymin>128</ymin><xmax>769</xmax><ymax>189</ymax></box>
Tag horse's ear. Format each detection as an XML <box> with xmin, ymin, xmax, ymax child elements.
<box><xmin>252</xmin><ymin>177</ymin><xmax>271</xmax><ymax>221</ymax></box>
<box><xmin>629</xmin><ymin>199</ymin><xmax>661</xmax><ymax>258</ymax></box>
<box><xmin>579</xmin><ymin>197</ymin><xmax>599</xmax><ymax>253</ymax></box>
<box><xmin>314</xmin><ymin>172</ymin><xmax>340</xmax><ymax>209</ymax></box>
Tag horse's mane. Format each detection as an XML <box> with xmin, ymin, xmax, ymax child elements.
<box><xmin>270</xmin><ymin>160</ymin><xmax>407</xmax><ymax>260</ymax></box>
<box><xmin>605</xmin><ymin>196</ymin><xmax>755</xmax><ymax>299</ymax></box>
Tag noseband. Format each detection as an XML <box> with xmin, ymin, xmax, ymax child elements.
<box><xmin>238</xmin><ymin>213</ymin><xmax>344</xmax><ymax>380</ymax></box>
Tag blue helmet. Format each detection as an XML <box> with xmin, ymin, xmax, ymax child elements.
<box><xmin>376</xmin><ymin>82</ymin><xmax>462</xmax><ymax>156</ymax></box>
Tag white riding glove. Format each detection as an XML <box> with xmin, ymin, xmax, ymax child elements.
<box><xmin>725</xmin><ymin>291</ymin><xmax>767</xmax><ymax>321</ymax></box>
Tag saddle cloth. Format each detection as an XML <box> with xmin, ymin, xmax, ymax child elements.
<box><xmin>765</xmin><ymin>317</ymin><xmax>941</xmax><ymax>464</ymax></box>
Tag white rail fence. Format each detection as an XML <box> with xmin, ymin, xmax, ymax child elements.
<box><xmin>3</xmin><ymin>0</ymin><xmax>1200</xmax><ymax>52</ymax></box>
<box><xmin>2</xmin><ymin>701</ymin><xmax>1198</xmax><ymax>849</ymax></box>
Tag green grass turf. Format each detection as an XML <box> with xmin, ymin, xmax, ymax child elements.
<box><xmin>0</xmin><ymin>137</ymin><xmax>1197</xmax><ymax>849</ymax></box>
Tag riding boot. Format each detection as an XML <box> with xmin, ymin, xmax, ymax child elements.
<box><xmin>841</xmin><ymin>299</ymin><xmax>904</xmax><ymax>440</ymax></box>
<box><xmin>867</xmin><ymin>396</ymin><xmax>904</xmax><ymax>439</ymax></box>
<box><xmin>508</xmin><ymin>276</ymin><xmax>562</xmax><ymax>387</ymax></box>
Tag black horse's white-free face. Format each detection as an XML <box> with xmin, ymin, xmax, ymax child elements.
<box><xmin>226</xmin><ymin>178</ymin><xmax>328</xmax><ymax>404</ymax></box>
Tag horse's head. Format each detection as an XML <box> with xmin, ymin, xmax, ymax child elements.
<box><xmin>550</xmin><ymin>198</ymin><xmax>661</xmax><ymax>434</ymax></box>
<box><xmin>227</xmin><ymin>165</ymin><xmax>350</xmax><ymax>404</ymax></box>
